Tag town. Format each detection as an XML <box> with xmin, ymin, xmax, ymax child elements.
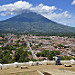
<box><xmin>0</xmin><ymin>33</ymin><xmax>75</xmax><ymax>64</ymax></box>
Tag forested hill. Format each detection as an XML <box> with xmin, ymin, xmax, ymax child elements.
<box><xmin>0</xmin><ymin>11</ymin><xmax>75</xmax><ymax>33</ymax></box>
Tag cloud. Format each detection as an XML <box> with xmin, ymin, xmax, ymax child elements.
<box><xmin>30</xmin><ymin>3</ymin><xmax>72</xmax><ymax>26</ymax></box>
<box><xmin>30</xmin><ymin>4</ymin><xmax>71</xmax><ymax>20</ymax></box>
<box><xmin>0</xmin><ymin>1</ymin><xmax>73</xmax><ymax>26</ymax></box>
<box><xmin>55</xmin><ymin>17</ymin><xmax>75</xmax><ymax>27</ymax></box>
<box><xmin>72</xmin><ymin>0</ymin><xmax>75</xmax><ymax>5</ymax></box>
<box><xmin>0</xmin><ymin>1</ymin><xmax>32</xmax><ymax>16</ymax></box>
<box><xmin>40</xmin><ymin>10</ymin><xmax>72</xmax><ymax>26</ymax></box>
<box><xmin>43</xmin><ymin>11</ymin><xmax>71</xmax><ymax>19</ymax></box>
<box><xmin>0</xmin><ymin>1</ymin><xmax>71</xmax><ymax>19</ymax></box>
<box><xmin>30</xmin><ymin>4</ymin><xmax>57</xmax><ymax>14</ymax></box>
<box><xmin>30</xmin><ymin>4</ymin><xmax>71</xmax><ymax>21</ymax></box>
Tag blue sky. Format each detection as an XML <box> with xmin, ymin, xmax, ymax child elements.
<box><xmin>0</xmin><ymin>0</ymin><xmax>75</xmax><ymax>27</ymax></box>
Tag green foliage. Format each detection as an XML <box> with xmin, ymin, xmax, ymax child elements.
<box><xmin>42</xmin><ymin>50</ymin><xmax>49</xmax><ymax>57</ymax></box>
<box><xmin>57</xmin><ymin>44</ymin><xmax>69</xmax><ymax>48</ymax></box>
<box><xmin>60</xmin><ymin>56</ymin><xmax>73</xmax><ymax>60</ymax></box>
<box><xmin>36</xmin><ymin>50</ymin><xmax>60</xmax><ymax>60</ymax></box>
<box><xmin>0</xmin><ymin>50</ymin><xmax>13</xmax><ymax>64</ymax></box>
<box><xmin>38</xmin><ymin>43</ymin><xmax>43</xmax><ymax>46</ymax></box>
<box><xmin>36</xmin><ymin>53</ymin><xmax>42</xmax><ymax>57</ymax></box>
<box><xmin>29</xmin><ymin>59</ymin><xmax>37</xmax><ymax>61</ymax></box>
<box><xmin>49</xmin><ymin>51</ymin><xmax>60</xmax><ymax>56</ymax></box>
<box><xmin>40</xmin><ymin>38</ymin><xmax>50</xmax><ymax>40</ymax></box>
<box><xmin>14</xmin><ymin>48</ymin><xmax>28</xmax><ymax>62</ymax></box>
<box><xmin>27</xmin><ymin>51</ymin><xmax>32</xmax><ymax>55</ymax></box>
<box><xmin>19</xmin><ymin>51</ymin><xmax>28</xmax><ymax>62</ymax></box>
<box><xmin>47</xmin><ymin>51</ymin><xmax>60</xmax><ymax>60</ymax></box>
<box><xmin>0</xmin><ymin>47</ymin><xmax>32</xmax><ymax>64</ymax></box>
<box><xmin>57</xmin><ymin>44</ymin><xmax>64</xmax><ymax>47</ymax></box>
<box><xmin>47</xmin><ymin>53</ymin><xmax>53</xmax><ymax>60</ymax></box>
<box><xmin>21</xmin><ymin>41</ymin><xmax>27</xmax><ymax>47</ymax></box>
<box><xmin>14</xmin><ymin>44</ymin><xmax>20</xmax><ymax>47</ymax></box>
<box><xmin>0</xmin><ymin>33</ymin><xmax>4</xmax><ymax>38</ymax></box>
<box><xmin>0</xmin><ymin>42</ymin><xmax>3</xmax><ymax>45</ymax></box>
<box><xmin>16</xmin><ymin>40</ymin><xmax>20</xmax><ymax>43</ymax></box>
<box><xmin>11</xmin><ymin>40</ymin><xmax>13</xmax><ymax>42</ymax></box>
<box><xmin>3</xmin><ymin>45</ymin><xmax>16</xmax><ymax>51</ymax></box>
<box><xmin>30</xmin><ymin>43</ymin><xmax>32</xmax><ymax>47</ymax></box>
<box><xmin>54</xmin><ymin>46</ymin><xmax>57</xmax><ymax>48</ymax></box>
<box><xmin>2</xmin><ymin>54</ymin><xmax>12</xmax><ymax>64</ymax></box>
<box><xmin>2</xmin><ymin>39</ymin><xmax>6</xmax><ymax>41</ymax></box>
<box><xmin>35</xmin><ymin>43</ymin><xmax>43</xmax><ymax>48</ymax></box>
<box><xmin>5</xmin><ymin>38</ymin><xmax>8</xmax><ymax>41</ymax></box>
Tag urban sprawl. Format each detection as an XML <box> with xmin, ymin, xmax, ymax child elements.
<box><xmin>0</xmin><ymin>33</ymin><xmax>75</xmax><ymax>64</ymax></box>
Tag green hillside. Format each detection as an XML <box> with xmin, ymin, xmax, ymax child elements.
<box><xmin>0</xmin><ymin>12</ymin><xmax>75</xmax><ymax>33</ymax></box>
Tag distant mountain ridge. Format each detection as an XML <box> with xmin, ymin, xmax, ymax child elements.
<box><xmin>0</xmin><ymin>11</ymin><xmax>75</xmax><ymax>33</ymax></box>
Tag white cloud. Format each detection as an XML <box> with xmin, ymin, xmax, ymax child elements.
<box><xmin>43</xmin><ymin>11</ymin><xmax>72</xmax><ymax>19</ymax></box>
<box><xmin>0</xmin><ymin>1</ymin><xmax>32</xmax><ymax>16</ymax></box>
<box><xmin>54</xmin><ymin>17</ymin><xmax>75</xmax><ymax>27</ymax></box>
<box><xmin>30</xmin><ymin>4</ymin><xmax>71</xmax><ymax>22</ymax></box>
<box><xmin>72</xmin><ymin>0</ymin><xmax>75</xmax><ymax>5</ymax></box>
<box><xmin>0</xmin><ymin>13</ymin><xmax>6</xmax><ymax>16</ymax></box>
<box><xmin>0</xmin><ymin>1</ymin><xmax>71</xmax><ymax>19</ymax></box>
<box><xmin>30</xmin><ymin>4</ymin><xmax>57</xmax><ymax>14</ymax></box>
<box><xmin>41</xmin><ymin>10</ymin><xmax>72</xmax><ymax>26</ymax></box>
<box><xmin>0</xmin><ymin>1</ymin><xmax>73</xmax><ymax>26</ymax></box>
<box><xmin>40</xmin><ymin>10</ymin><xmax>72</xmax><ymax>26</ymax></box>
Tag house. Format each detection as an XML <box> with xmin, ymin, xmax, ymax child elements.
<box><xmin>37</xmin><ymin>57</ymin><xmax>48</xmax><ymax>60</ymax></box>
<box><xmin>0</xmin><ymin>37</ymin><xmax>3</xmax><ymax>40</ymax></box>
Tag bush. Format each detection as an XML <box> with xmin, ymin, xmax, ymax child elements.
<box><xmin>60</xmin><ymin>56</ymin><xmax>73</xmax><ymax>60</ymax></box>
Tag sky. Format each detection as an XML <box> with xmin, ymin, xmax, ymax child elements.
<box><xmin>0</xmin><ymin>0</ymin><xmax>75</xmax><ymax>27</ymax></box>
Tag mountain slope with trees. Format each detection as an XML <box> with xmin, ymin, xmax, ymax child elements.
<box><xmin>0</xmin><ymin>11</ymin><xmax>75</xmax><ymax>33</ymax></box>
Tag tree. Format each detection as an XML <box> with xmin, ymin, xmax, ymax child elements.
<box><xmin>14</xmin><ymin>44</ymin><xmax>19</xmax><ymax>47</ymax></box>
<box><xmin>14</xmin><ymin>48</ymin><xmax>28</xmax><ymax>62</ymax></box>
<box><xmin>14</xmin><ymin>49</ymin><xmax>23</xmax><ymax>62</ymax></box>
<box><xmin>16</xmin><ymin>40</ymin><xmax>20</xmax><ymax>43</ymax></box>
<box><xmin>11</xmin><ymin>40</ymin><xmax>13</xmax><ymax>42</ymax></box>
<box><xmin>19</xmin><ymin>51</ymin><xmax>28</xmax><ymax>62</ymax></box>
<box><xmin>42</xmin><ymin>50</ymin><xmax>49</xmax><ymax>57</ymax></box>
<box><xmin>60</xmin><ymin>56</ymin><xmax>73</xmax><ymax>60</ymax></box>
<box><xmin>0</xmin><ymin>51</ymin><xmax>13</xmax><ymax>64</ymax></box>
<box><xmin>47</xmin><ymin>53</ymin><xmax>53</xmax><ymax>60</ymax></box>
<box><xmin>36</xmin><ymin>53</ymin><xmax>42</xmax><ymax>57</ymax></box>
<box><xmin>2</xmin><ymin>54</ymin><xmax>12</xmax><ymax>64</ymax></box>
<box><xmin>57</xmin><ymin>44</ymin><xmax>64</xmax><ymax>47</ymax></box>
<box><xmin>36</xmin><ymin>50</ymin><xmax>60</xmax><ymax>60</ymax></box>
<box><xmin>30</xmin><ymin>43</ymin><xmax>32</xmax><ymax>47</ymax></box>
